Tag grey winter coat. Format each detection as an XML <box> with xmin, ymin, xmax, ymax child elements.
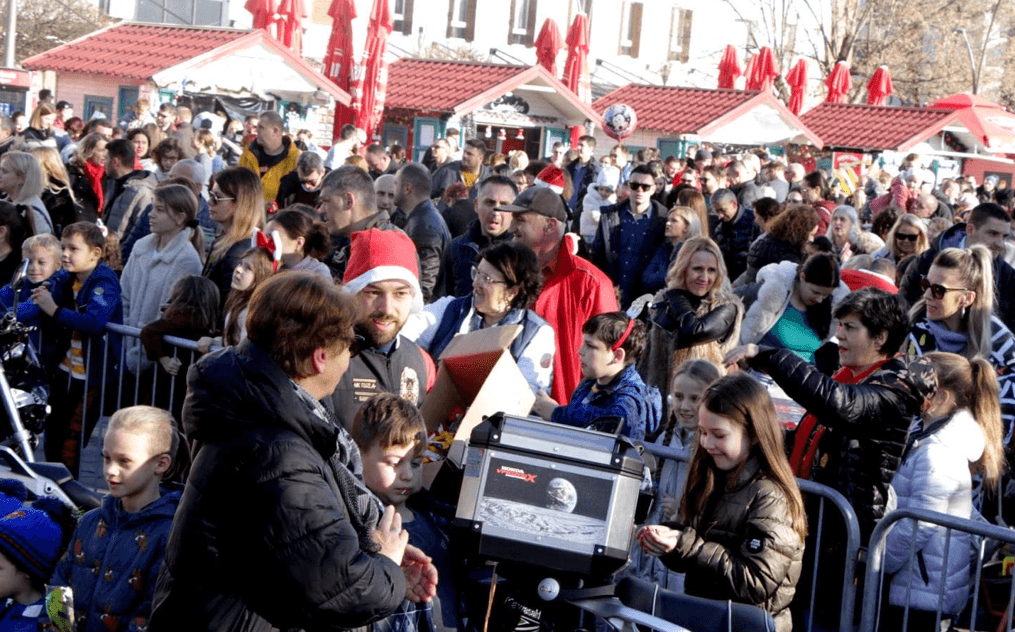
<box><xmin>885</xmin><ymin>409</ymin><xmax>983</xmax><ymax>615</ymax></box>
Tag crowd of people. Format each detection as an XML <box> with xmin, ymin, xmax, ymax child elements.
<box><xmin>0</xmin><ymin>89</ymin><xmax>1014</xmax><ymax>632</ymax></box>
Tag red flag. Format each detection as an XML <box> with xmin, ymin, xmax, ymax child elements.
<box><xmin>535</xmin><ymin>18</ymin><xmax>563</xmax><ymax>77</ymax></box>
<box><xmin>563</xmin><ymin>12</ymin><xmax>590</xmax><ymax>148</ymax></box>
<box><xmin>351</xmin><ymin>0</ymin><xmax>393</xmax><ymax>141</ymax></box>
<box><xmin>825</xmin><ymin>61</ymin><xmax>852</xmax><ymax>103</ymax></box>
<box><xmin>717</xmin><ymin>44</ymin><xmax>741</xmax><ymax>89</ymax></box>
<box><xmin>323</xmin><ymin>0</ymin><xmax>357</xmax><ymax>135</ymax></box>
<box><xmin>866</xmin><ymin>65</ymin><xmax>893</xmax><ymax>106</ymax></box>
<box><xmin>786</xmin><ymin>59</ymin><xmax>807</xmax><ymax>115</ymax></box>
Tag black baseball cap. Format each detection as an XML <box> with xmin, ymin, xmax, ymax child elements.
<box><xmin>494</xmin><ymin>187</ymin><xmax>568</xmax><ymax>222</ymax></box>
<box><xmin>56</xmin><ymin>101</ymin><xmax>72</xmax><ymax>111</ymax></box>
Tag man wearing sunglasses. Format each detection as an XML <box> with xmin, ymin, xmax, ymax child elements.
<box><xmin>275</xmin><ymin>151</ymin><xmax>326</xmax><ymax>210</ymax></box>
<box><xmin>590</xmin><ymin>164</ymin><xmax>668</xmax><ymax>307</ymax></box>
<box><xmin>899</xmin><ymin>203</ymin><xmax>1015</xmax><ymax>331</ymax></box>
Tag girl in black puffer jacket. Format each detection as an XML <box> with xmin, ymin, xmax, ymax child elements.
<box><xmin>638</xmin><ymin>373</ymin><xmax>806</xmax><ymax>632</ymax></box>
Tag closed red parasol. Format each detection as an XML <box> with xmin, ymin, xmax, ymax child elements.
<box><xmin>351</xmin><ymin>0</ymin><xmax>393</xmax><ymax>141</ymax></box>
<box><xmin>276</xmin><ymin>0</ymin><xmax>308</xmax><ymax>54</ymax></box>
<box><xmin>323</xmin><ymin>0</ymin><xmax>357</xmax><ymax>132</ymax></box>
<box><xmin>866</xmin><ymin>65</ymin><xmax>893</xmax><ymax>106</ymax></box>
<box><xmin>244</xmin><ymin>0</ymin><xmax>277</xmax><ymax>35</ymax></box>
<box><xmin>535</xmin><ymin>18</ymin><xmax>563</xmax><ymax>77</ymax></box>
<box><xmin>563</xmin><ymin>12</ymin><xmax>591</xmax><ymax>147</ymax></box>
<box><xmin>718</xmin><ymin>44</ymin><xmax>741</xmax><ymax>89</ymax></box>
<box><xmin>746</xmin><ymin>46</ymin><xmax>778</xmax><ymax>92</ymax></box>
<box><xmin>786</xmin><ymin>58</ymin><xmax>807</xmax><ymax>115</ymax></box>
<box><xmin>825</xmin><ymin>60</ymin><xmax>852</xmax><ymax>103</ymax></box>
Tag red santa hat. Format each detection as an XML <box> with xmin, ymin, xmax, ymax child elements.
<box><xmin>534</xmin><ymin>165</ymin><xmax>566</xmax><ymax>194</ymax></box>
<box><xmin>342</xmin><ymin>228</ymin><xmax>423</xmax><ymax>313</ymax></box>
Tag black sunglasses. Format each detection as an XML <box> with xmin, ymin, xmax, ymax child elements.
<box><xmin>628</xmin><ymin>182</ymin><xmax>653</xmax><ymax>191</ymax></box>
<box><xmin>895</xmin><ymin>233</ymin><xmax>919</xmax><ymax>242</ymax></box>
<box><xmin>920</xmin><ymin>278</ymin><xmax>970</xmax><ymax>300</ymax></box>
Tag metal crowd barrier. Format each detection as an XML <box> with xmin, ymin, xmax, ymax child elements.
<box><xmin>860</xmin><ymin>507</ymin><xmax>1015</xmax><ymax>632</ymax></box>
<box><xmin>641</xmin><ymin>442</ymin><xmax>861</xmax><ymax>632</ymax></box>
<box><xmin>51</xmin><ymin>323</ymin><xmax>219</xmax><ymax>480</ymax></box>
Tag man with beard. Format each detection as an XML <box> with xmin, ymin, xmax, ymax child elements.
<box><xmin>328</xmin><ymin>228</ymin><xmax>433</xmax><ymax>430</ymax></box>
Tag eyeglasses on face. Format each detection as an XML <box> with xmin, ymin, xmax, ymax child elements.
<box><xmin>920</xmin><ymin>278</ymin><xmax>969</xmax><ymax>300</ymax></box>
<box><xmin>895</xmin><ymin>233</ymin><xmax>919</xmax><ymax>242</ymax></box>
<box><xmin>471</xmin><ymin>266</ymin><xmax>508</xmax><ymax>286</ymax></box>
<box><xmin>208</xmin><ymin>192</ymin><xmax>234</xmax><ymax>205</ymax></box>
<box><xmin>628</xmin><ymin>181</ymin><xmax>653</xmax><ymax>192</ymax></box>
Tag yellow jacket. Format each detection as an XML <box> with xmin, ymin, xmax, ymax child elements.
<box><xmin>239</xmin><ymin>137</ymin><xmax>301</xmax><ymax>201</ymax></box>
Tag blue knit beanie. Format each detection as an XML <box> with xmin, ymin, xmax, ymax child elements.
<box><xmin>0</xmin><ymin>478</ymin><xmax>28</xmax><ymax>518</ymax></box>
<box><xmin>0</xmin><ymin>503</ymin><xmax>65</xmax><ymax>582</ymax></box>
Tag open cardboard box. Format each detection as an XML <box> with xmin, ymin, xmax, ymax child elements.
<box><xmin>420</xmin><ymin>324</ymin><xmax>536</xmax><ymax>488</ymax></box>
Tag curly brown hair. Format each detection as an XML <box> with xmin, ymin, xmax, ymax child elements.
<box><xmin>766</xmin><ymin>204</ymin><xmax>820</xmax><ymax>249</ymax></box>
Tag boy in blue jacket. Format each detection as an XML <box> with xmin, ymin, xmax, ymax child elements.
<box><xmin>0</xmin><ymin>234</ymin><xmax>63</xmax><ymax>362</ymax></box>
<box><xmin>532</xmin><ymin>312</ymin><xmax>662</xmax><ymax>441</ymax></box>
<box><xmin>49</xmin><ymin>405</ymin><xmax>181</xmax><ymax>632</ymax></box>
<box><xmin>32</xmin><ymin>222</ymin><xmax>123</xmax><ymax>475</ymax></box>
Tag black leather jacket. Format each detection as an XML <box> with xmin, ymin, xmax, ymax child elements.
<box><xmin>748</xmin><ymin>348</ymin><xmax>936</xmax><ymax>538</ymax></box>
<box><xmin>150</xmin><ymin>340</ymin><xmax>405</xmax><ymax>631</ymax></box>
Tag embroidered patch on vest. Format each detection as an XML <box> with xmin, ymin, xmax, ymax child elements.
<box><xmin>400</xmin><ymin>367</ymin><xmax>419</xmax><ymax>403</ymax></box>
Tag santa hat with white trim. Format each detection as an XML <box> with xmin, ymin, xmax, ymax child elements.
<box><xmin>342</xmin><ymin>228</ymin><xmax>423</xmax><ymax>313</ymax></box>
<box><xmin>534</xmin><ymin>164</ymin><xmax>566</xmax><ymax>194</ymax></box>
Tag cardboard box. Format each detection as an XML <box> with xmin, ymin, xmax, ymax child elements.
<box><xmin>420</xmin><ymin>324</ymin><xmax>536</xmax><ymax>487</ymax></box>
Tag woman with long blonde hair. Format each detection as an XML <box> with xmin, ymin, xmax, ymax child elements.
<box><xmin>638</xmin><ymin>236</ymin><xmax>743</xmax><ymax>424</ymax></box>
<box><xmin>203</xmin><ymin>167</ymin><xmax>265</xmax><ymax>306</ymax></box>
<box><xmin>907</xmin><ymin>245</ymin><xmax>1015</xmax><ymax>453</ymax></box>
<box><xmin>873</xmin><ymin>213</ymin><xmax>929</xmax><ymax>264</ymax></box>
<box><xmin>31</xmin><ymin>146</ymin><xmax>86</xmax><ymax>235</ymax></box>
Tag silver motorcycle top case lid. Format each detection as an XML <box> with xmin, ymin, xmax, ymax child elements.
<box><xmin>453</xmin><ymin>412</ymin><xmax>646</xmax><ymax>578</ymax></box>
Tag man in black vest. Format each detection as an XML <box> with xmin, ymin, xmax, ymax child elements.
<box><xmin>328</xmin><ymin>228</ymin><xmax>432</xmax><ymax>430</ymax></box>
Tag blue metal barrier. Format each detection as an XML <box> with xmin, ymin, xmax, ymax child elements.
<box><xmin>641</xmin><ymin>442</ymin><xmax>861</xmax><ymax>632</ymax></box>
<box><xmin>861</xmin><ymin>507</ymin><xmax>1015</xmax><ymax>632</ymax></box>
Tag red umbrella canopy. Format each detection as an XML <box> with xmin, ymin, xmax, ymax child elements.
<box><xmin>535</xmin><ymin>18</ymin><xmax>563</xmax><ymax>77</ymax></box>
<box><xmin>717</xmin><ymin>44</ymin><xmax>741</xmax><ymax>89</ymax></box>
<box><xmin>276</xmin><ymin>0</ymin><xmax>308</xmax><ymax>54</ymax></box>
<box><xmin>747</xmin><ymin>47</ymin><xmax>778</xmax><ymax>91</ymax></box>
<box><xmin>929</xmin><ymin>93</ymin><xmax>1015</xmax><ymax>151</ymax></box>
<box><xmin>352</xmin><ymin>0</ymin><xmax>393</xmax><ymax>141</ymax></box>
<box><xmin>866</xmin><ymin>65</ymin><xmax>893</xmax><ymax>106</ymax></box>
<box><xmin>244</xmin><ymin>0</ymin><xmax>277</xmax><ymax>33</ymax></box>
<box><xmin>785</xmin><ymin>58</ymin><xmax>808</xmax><ymax>115</ymax></box>
<box><xmin>825</xmin><ymin>61</ymin><xmax>852</xmax><ymax>103</ymax></box>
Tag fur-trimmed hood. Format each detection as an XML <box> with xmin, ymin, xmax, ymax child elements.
<box><xmin>739</xmin><ymin>260</ymin><xmax>851</xmax><ymax>345</ymax></box>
